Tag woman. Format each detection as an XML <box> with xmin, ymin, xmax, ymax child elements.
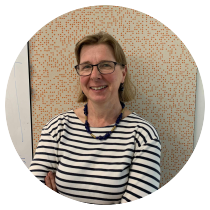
<box><xmin>29</xmin><ymin>32</ymin><xmax>161</xmax><ymax>205</ymax></box>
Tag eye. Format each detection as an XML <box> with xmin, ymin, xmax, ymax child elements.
<box><xmin>82</xmin><ymin>65</ymin><xmax>91</xmax><ymax>69</ymax></box>
<box><xmin>100</xmin><ymin>63</ymin><xmax>110</xmax><ymax>67</ymax></box>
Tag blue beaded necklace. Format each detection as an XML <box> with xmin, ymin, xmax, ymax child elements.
<box><xmin>84</xmin><ymin>101</ymin><xmax>125</xmax><ymax>140</ymax></box>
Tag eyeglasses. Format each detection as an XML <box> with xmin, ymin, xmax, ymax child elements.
<box><xmin>74</xmin><ymin>61</ymin><xmax>125</xmax><ymax>76</ymax></box>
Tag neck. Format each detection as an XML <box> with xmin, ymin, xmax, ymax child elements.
<box><xmin>86</xmin><ymin>100</ymin><xmax>123</xmax><ymax>127</ymax></box>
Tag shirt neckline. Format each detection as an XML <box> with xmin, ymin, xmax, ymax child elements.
<box><xmin>71</xmin><ymin>109</ymin><xmax>135</xmax><ymax>128</ymax></box>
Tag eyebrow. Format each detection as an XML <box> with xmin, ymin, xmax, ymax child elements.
<box><xmin>80</xmin><ymin>60</ymin><xmax>116</xmax><ymax>65</ymax></box>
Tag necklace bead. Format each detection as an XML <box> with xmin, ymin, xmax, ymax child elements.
<box><xmin>83</xmin><ymin>102</ymin><xmax>125</xmax><ymax>140</ymax></box>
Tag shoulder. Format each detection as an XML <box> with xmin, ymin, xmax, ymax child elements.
<box><xmin>74</xmin><ymin>106</ymin><xmax>85</xmax><ymax>123</ymax></box>
<box><xmin>122</xmin><ymin>108</ymin><xmax>132</xmax><ymax>119</ymax></box>
<box><xmin>44</xmin><ymin>109</ymin><xmax>73</xmax><ymax>129</ymax></box>
<box><xmin>74</xmin><ymin>106</ymin><xmax>84</xmax><ymax>114</ymax></box>
<box><xmin>127</xmin><ymin>113</ymin><xmax>161</xmax><ymax>149</ymax></box>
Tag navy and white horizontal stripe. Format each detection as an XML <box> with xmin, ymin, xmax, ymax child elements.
<box><xmin>29</xmin><ymin>110</ymin><xmax>161</xmax><ymax>205</ymax></box>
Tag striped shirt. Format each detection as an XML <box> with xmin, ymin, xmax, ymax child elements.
<box><xmin>29</xmin><ymin>110</ymin><xmax>161</xmax><ymax>204</ymax></box>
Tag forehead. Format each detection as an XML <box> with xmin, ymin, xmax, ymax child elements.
<box><xmin>80</xmin><ymin>44</ymin><xmax>116</xmax><ymax>63</ymax></box>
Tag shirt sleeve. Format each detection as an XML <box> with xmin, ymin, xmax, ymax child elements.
<box><xmin>29</xmin><ymin>126</ymin><xmax>59</xmax><ymax>184</ymax></box>
<box><xmin>121</xmin><ymin>137</ymin><xmax>161</xmax><ymax>203</ymax></box>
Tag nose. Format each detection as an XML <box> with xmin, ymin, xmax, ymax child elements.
<box><xmin>90</xmin><ymin>65</ymin><xmax>102</xmax><ymax>79</ymax></box>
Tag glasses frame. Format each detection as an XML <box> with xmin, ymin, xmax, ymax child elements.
<box><xmin>74</xmin><ymin>61</ymin><xmax>125</xmax><ymax>76</ymax></box>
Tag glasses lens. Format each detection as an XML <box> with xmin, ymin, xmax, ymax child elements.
<box><xmin>78</xmin><ymin>64</ymin><xmax>92</xmax><ymax>76</ymax></box>
<box><xmin>98</xmin><ymin>61</ymin><xmax>115</xmax><ymax>74</ymax></box>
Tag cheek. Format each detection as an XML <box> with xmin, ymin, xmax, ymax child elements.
<box><xmin>80</xmin><ymin>77</ymin><xmax>88</xmax><ymax>87</ymax></box>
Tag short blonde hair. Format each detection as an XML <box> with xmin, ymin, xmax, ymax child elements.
<box><xmin>75</xmin><ymin>31</ymin><xmax>136</xmax><ymax>103</ymax></box>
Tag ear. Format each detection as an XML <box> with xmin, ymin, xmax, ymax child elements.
<box><xmin>122</xmin><ymin>65</ymin><xmax>128</xmax><ymax>83</ymax></box>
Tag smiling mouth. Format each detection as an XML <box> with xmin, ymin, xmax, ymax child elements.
<box><xmin>90</xmin><ymin>85</ymin><xmax>108</xmax><ymax>90</ymax></box>
<box><xmin>90</xmin><ymin>86</ymin><xmax>108</xmax><ymax>91</ymax></box>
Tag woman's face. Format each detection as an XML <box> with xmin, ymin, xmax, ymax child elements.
<box><xmin>79</xmin><ymin>44</ymin><xmax>127</xmax><ymax>105</ymax></box>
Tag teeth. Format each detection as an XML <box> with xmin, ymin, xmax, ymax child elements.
<box><xmin>91</xmin><ymin>86</ymin><xmax>107</xmax><ymax>90</ymax></box>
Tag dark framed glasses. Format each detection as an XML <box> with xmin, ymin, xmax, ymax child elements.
<box><xmin>74</xmin><ymin>61</ymin><xmax>125</xmax><ymax>76</ymax></box>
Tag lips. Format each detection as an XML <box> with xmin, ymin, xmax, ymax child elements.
<box><xmin>90</xmin><ymin>85</ymin><xmax>108</xmax><ymax>90</ymax></box>
<box><xmin>90</xmin><ymin>85</ymin><xmax>108</xmax><ymax>88</ymax></box>
<box><xmin>90</xmin><ymin>86</ymin><xmax>108</xmax><ymax>92</ymax></box>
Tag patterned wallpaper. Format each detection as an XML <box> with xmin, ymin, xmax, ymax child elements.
<box><xmin>29</xmin><ymin>5</ymin><xmax>197</xmax><ymax>188</ymax></box>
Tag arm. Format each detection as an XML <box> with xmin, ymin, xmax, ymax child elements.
<box><xmin>121</xmin><ymin>138</ymin><xmax>161</xmax><ymax>203</ymax></box>
<box><xmin>29</xmin><ymin>126</ymin><xmax>59</xmax><ymax>184</ymax></box>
